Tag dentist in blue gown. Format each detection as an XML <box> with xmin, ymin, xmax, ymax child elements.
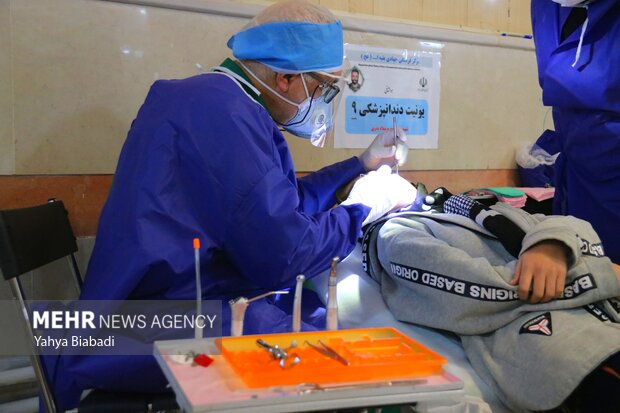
<box><xmin>531</xmin><ymin>0</ymin><xmax>620</xmax><ymax>263</ymax></box>
<box><xmin>46</xmin><ymin>0</ymin><xmax>414</xmax><ymax>410</ymax></box>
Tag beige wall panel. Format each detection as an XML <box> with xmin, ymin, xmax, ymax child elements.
<box><xmin>260</xmin><ymin>0</ymin><xmax>373</xmax><ymax>16</ymax></box>
<box><xmin>421</xmin><ymin>0</ymin><xmax>467</xmax><ymax>27</ymax></box>
<box><xmin>373</xmin><ymin>0</ymin><xmax>423</xmax><ymax>21</ymax></box>
<box><xmin>434</xmin><ymin>41</ymin><xmax>545</xmax><ymax>169</ymax></box>
<box><xmin>507</xmin><ymin>0</ymin><xmax>533</xmax><ymax>35</ymax></box>
<box><xmin>319</xmin><ymin>0</ymin><xmax>348</xmax><ymax>12</ymax></box>
<box><xmin>467</xmin><ymin>0</ymin><xmax>509</xmax><ymax>32</ymax></box>
<box><xmin>287</xmin><ymin>30</ymin><xmax>546</xmax><ymax>171</ymax></box>
<box><xmin>243</xmin><ymin>0</ymin><xmax>525</xmax><ymax>33</ymax></box>
<box><xmin>9</xmin><ymin>0</ymin><xmax>543</xmax><ymax>174</ymax></box>
<box><xmin>347</xmin><ymin>0</ymin><xmax>374</xmax><ymax>15</ymax></box>
<box><xmin>0</xmin><ymin>0</ymin><xmax>14</xmax><ymax>174</ymax></box>
<box><xmin>12</xmin><ymin>0</ymin><xmax>246</xmax><ymax>174</ymax></box>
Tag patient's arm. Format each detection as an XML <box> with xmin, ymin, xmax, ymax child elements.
<box><xmin>511</xmin><ymin>240</ymin><xmax>569</xmax><ymax>304</ymax></box>
<box><xmin>512</xmin><ymin>246</ymin><xmax>620</xmax><ymax>303</ymax></box>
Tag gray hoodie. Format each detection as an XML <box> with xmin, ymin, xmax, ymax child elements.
<box><xmin>363</xmin><ymin>203</ymin><xmax>620</xmax><ymax>412</ymax></box>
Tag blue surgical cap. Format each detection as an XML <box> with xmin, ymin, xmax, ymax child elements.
<box><xmin>227</xmin><ymin>21</ymin><xmax>343</xmax><ymax>74</ymax></box>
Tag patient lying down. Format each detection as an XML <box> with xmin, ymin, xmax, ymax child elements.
<box><xmin>362</xmin><ymin>192</ymin><xmax>620</xmax><ymax>413</ymax></box>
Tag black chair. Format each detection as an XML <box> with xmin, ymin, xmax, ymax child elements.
<box><xmin>0</xmin><ymin>199</ymin><xmax>178</xmax><ymax>413</ymax></box>
<box><xmin>0</xmin><ymin>199</ymin><xmax>81</xmax><ymax>412</ymax></box>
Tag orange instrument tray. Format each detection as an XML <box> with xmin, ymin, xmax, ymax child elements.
<box><xmin>219</xmin><ymin>328</ymin><xmax>446</xmax><ymax>388</ymax></box>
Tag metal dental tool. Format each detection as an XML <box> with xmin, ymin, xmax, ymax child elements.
<box><xmin>256</xmin><ymin>339</ymin><xmax>300</xmax><ymax>369</ymax></box>
<box><xmin>296</xmin><ymin>378</ymin><xmax>427</xmax><ymax>395</ymax></box>
<box><xmin>392</xmin><ymin>116</ymin><xmax>400</xmax><ymax>175</ymax></box>
<box><xmin>229</xmin><ymin>290</ymin><xmax>289</xmax><ymax>337</ymax></box>
<box><xmin>317</xmin><ymin>340</ymin><xmax>349</xmax><ymax>366</ymax></box>
<box><xmin>304</xmin><ymin>340</ymin><xmax>350</xmax><ymax>366</ymax></box>
<box><xmin>393</xmin><ymin>116</ymin><xmax>400</xmax><ymax>175</ymax></box>
<box><xmin>393</xmin><ymin>116</ymin><xmax>409</xmax><ymax>175</ymax></box>
<box><xmin>194</xmin><ymin>238</ymin><xmax>202</xmax><ymax>339</ymax></box>
<box><xmin>229</xmin><ymin>297</ymin><xmax>249</xmax><ymax>338</ymax></box>
<box><xmin>292</xmin><ymin>274</ymin><xmax>305</xmax><ymax>333</ymax></box>
<box><xmin>326</xmin><ymin>256</ymin><xmax>339</xmax><ymax>330</ymax></box>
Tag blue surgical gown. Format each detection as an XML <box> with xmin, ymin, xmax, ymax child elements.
<box><xmin>532</xmin><ymin>0</ymin><xmax>620</xmax><ymax>263</ymax></box>
<box><xmin>47</xmin><ymin>65</ymin><xmax>369</xmax><ymax>410</ymax></box>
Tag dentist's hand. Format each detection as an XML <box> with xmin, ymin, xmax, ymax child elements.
<box><xmin>341</xmin><ymin>165</ymin><xmax>416</xmax><ymax>226</ymax></box>
<box><xmin>360</xmin><ymin>128</ymin><xmax>408</xmax><ymax>171</ymax></box>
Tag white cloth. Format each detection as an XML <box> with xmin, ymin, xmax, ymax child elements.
<box><xmin>341</xmin><ymin>165</ymin><xmax>416</xmax><ymax>226</ymax></box>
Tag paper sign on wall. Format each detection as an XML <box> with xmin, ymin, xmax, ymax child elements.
<box><xmin>335</xmin><ymin>44</ymin><xmax>441</xmax><ymax>149</ymax></box>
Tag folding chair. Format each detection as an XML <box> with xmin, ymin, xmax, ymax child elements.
<box><xmin>0</xmin><ymin>199</ymin><xmax>178</xmax><ymax>413</ymax></box>
<box><xmin>0</xmin><ymin>199</ymin><xmax>80</xmax><ymax>412</ymax></box>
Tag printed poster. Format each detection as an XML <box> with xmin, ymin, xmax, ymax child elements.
<box><xmin>335</xmin><ymin>43</ymin><xmax>441</xmax><ymax>149</ymax></box>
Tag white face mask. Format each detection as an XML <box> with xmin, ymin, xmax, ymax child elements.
<box><xmin>552</xmin><ymin>0</ymin><xmax>589</xmax><ymax>6</ymax></box>
<box><xmin>280</xmin><ymin>88</ymin><xmax>334</xmax><ymax>147</ymax></box>
<box><xmin>238</xmin><ymin>62</ymin><xmax>341</xmax><ymax>147</ymax></box>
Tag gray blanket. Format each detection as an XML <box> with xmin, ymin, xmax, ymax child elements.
<box><xmin>363</xmin><ymin>203</ymin><xmax>620</xmax><ymax>412</ymax></box>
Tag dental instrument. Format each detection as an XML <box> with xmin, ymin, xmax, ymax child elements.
<box><xmin>296</xmin><ymin>378</ymin><xmax>427</xmax><ymax>395</ymax></box>
<box><xmin>304</xmin><ymin>340</ymin><xmax>349</xmax><ymax>366</ymax></box>
<box><xmin>229</xmin><ymin>290</ymin><xmax>289</xmax><ymax>336</ymax></box>
<box><xmin>256</xmin><ymin>338</ymin><xmax>301</xmax><ymax>369</ymax></box>
<box><xmin>292</xmin><ymin>274</ymin><xmax>305</xmax><ymax>333</ymax></box>
<box><xmin>393</xmin><ymin>117</ymin><xmax>399</xmax><ymax>175</ymax></box>
<box><xmin>326</xmin><ymin>256</ymin><xmax>339</xmax><ymax>330</ymax></box>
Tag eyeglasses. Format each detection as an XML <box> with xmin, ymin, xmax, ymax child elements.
<box><xmin>305</xmin><ymin>72</ymin><xmax>341</xmax><ymax>104</ymax></box>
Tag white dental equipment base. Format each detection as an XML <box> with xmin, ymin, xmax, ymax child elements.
<box><xmin>154</xmin><ymin>336</ymin><xmax>466</xmax><ymax>413</ymax></box>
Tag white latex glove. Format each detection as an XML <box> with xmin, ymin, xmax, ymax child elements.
<box><xmin>359</xmin><ymin>128</ymin><xmax>408</xmax><ymax>171</ymax></box>
<box><xmin>341</xmin><ymin>165</ymin><xmax>417</xmax><ymax>226</ymax></box>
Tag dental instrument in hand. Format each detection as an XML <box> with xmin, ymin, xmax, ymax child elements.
<box><xmin>326</xmin><ymin>257</ymin><xmax>339</xmax><ymax>330</ymax></box>
<box><xmin>229</xmin><ymin>290</ymin><xmax>289</xmax><ymax>336</ymax></box>
<box><xmin>393</xmin><ymin>117</ymin><xmax>401</xmax><ymax>175</ymax></box>
<box><xmin>392</xmin><ymin>116</ymin><xmax>409</xmax><ymax>173</ymax></box>
<box><xmin>292</xmin><ymin>274</ymin><xmax>305</xmax><ymax>333</ymax></box>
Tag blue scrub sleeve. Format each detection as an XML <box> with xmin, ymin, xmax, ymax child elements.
<box><xmin>181</xmin><ymin>84</ymin><xmax>369</xmax><ymax>291</ymax></box>
<box><xmin>297</xmin><ymin>156</ymin><xmax>365</xmax><ymax>214</ymax></box>
<box><xmin>224</xmin><ymin>166</ymin><xmax>368</xmax><ymax>290</ymax></box>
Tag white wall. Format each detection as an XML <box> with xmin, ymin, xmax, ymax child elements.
<box><xmin>0</xmin><ymin>0</ymin><xmax>14</xmax><ymax>174</ymax></box>
<box><xmin>0</xmin><ymin>0</ymin><xmax>548</xmax><ymax>174</ymax></box>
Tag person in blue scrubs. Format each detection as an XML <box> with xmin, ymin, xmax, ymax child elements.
<box><xmin>45</xmin><ymin>0</ymin><xmax>415</xmax><ymax>410</ymax></box>
<box><xmin>531</xmin><ymin>0</ymin><xmax>620</xmax><ymax>264</ymax></box>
